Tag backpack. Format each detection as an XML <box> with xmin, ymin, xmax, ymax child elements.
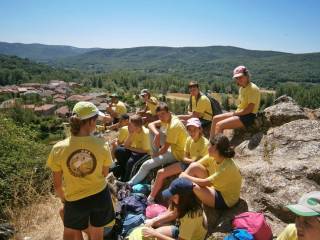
<box><xmin>189</xmin><ymin>92</ymin><xmax>222</xmax><ymax>118</ymax></box>
<box><xmin>232</xmin><ymin>212</ymin><xmax>273</xmax><ymax>240</ymax></box>
<box><xmin>146</xmin><ymin>204</ymin><xmax>167</xmax><ymax>219</ymax></box>
<box><xmin>224</xmin><ymin>229</ymin><xmax>254</xmax><ymax>240</ymax></box>
<box><xmin>121</xmin><ymin>213</ymin><xmax>145</xmax><ymax>237</ymax></box>
<box><xmin>120</xmin><ymin>194</ymin><xmax>148</xmax><ymax>216</ymax></box>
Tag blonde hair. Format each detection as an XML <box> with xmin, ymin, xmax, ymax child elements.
<box><xmin>129</xmin><ymin>114</ymin><xmax>143</xmax><ymax>128</ymax></box>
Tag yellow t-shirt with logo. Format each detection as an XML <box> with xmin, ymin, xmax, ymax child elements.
<box><xmin>162</xmin><ymin>115</ymin><xmax>188</xmax><ymax>161</ymax></box>
<box><xmin>198</xmin><ymin>156</ymin><xmax>242</xmax><ymax>207</ymax></box>
<box><xmin>179</xmin><ymin>210</ymin><xmax>207</xmax><ymax>240</ymax></box>
<box><xmin>114</xmin><ymin>101</ymin><xmax>127</xmax><ymax>118</ymax></box>
<box><xmin>47</xmin><ymin>136</ymin><xmax>113</xmax><ymax>201</ymax></box>
<box><xmin>190</xmin><ymin>95</ymin><xmax>213</xmax><ymax>121</ymax></box>
<box><xmin>184</xmin><ymin>136</ymin><xmax>209</xmax><ymax>161</ymax></box>
<box><xmin>129</xmin><ymin>126</ymin><xmax>151</xmax><ymax>154</ymax></box>
<box><xmin>277</xmin><ymin>224</ymin><xmax>297</xmax><ymax>240</ymax></box>
<box><xmin>118</xmin><ymin>126</ymin><xmax>129</xmax><ymax>144</ymax></box>
<box><xmin>146</xmin><ymin>96</ymin><xmax>158</xmax><ymax>116</ymax></box>
<box><xmin>236</xmin><ymin>82</ymin><xmax>260</xmax><ymax>114</ymax></box>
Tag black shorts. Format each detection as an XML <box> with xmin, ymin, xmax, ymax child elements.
<box><xmin>179</xmin><ymin>162</ymin><xmax>189</xmax><ymax>171</ymax></box>
<box><xmin>239</xmin><ymin>113</ymin><xmax>256</xmax><ymax>128</ymax></box>
<box><xmin>214</xmin><ymin>190</ymin><xmax>229</xmax><ymax>210</ymax></box>
<box><xmin>199</xmin><ymin>118</ymin><xmax>212</xmax><ymax>128</ymax></box>
<box><xmin>64</xmin><ymin>187</ymin><xmax>115</xmax><ymax>230</ymax></box>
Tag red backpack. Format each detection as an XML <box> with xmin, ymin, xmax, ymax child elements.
<box><xmin>232</xmin><ymin>212</ymin><xmax>273</xmax><ymax>240</ymax></box>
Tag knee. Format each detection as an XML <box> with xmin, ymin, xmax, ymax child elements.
<box><xmin>189</xmin><ymin>162</ymin><xmax>200</xmax><ymax>169</ymax></box>
<box><xmin>212</xmin><ymin>115</ymin><xmax>220</xmax><ymax>123</ymax></box>
<box><xmin>215</xmin><ymin>121</ymin><xmax>223</xmax><ymax>131</ymax></box>
<box><xmin>140</xmin><ymin>160</ymin><xmax>153</xmax><ymax>171</ymax></box>
<box><xmin>156</xmin><ymin>168</ymin><xmax>165</xmax><ymax>178</ymax></box>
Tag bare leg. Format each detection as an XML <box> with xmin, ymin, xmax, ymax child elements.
<box><xmin>155</xmin><ymin>225</ymin><xmax>175</xmax><ymax>238</ymax></box>
<box><xmin>215</xmin><ymin>116</ymin><xmax>244</xmax><ymax>134</ymax></box>
<box><xmin>184</xmin><ymin>162</ymin><xmax>209</xmax><ymax>178</ymax></box>
<box><xmin>210</xmin><ymin>112</ymin><xmax>234</xmax><ymax>139</ymax></box>
<box><xmin>149</xmin><ymin>162</ymin><xmax>182</xmax><ymax>199</ymax></box>
<box><xmin>63</xmin><ymin>227</ymin><xmax>84</xmax><ymax>240</ymax></box>
<box><xmin>193</xmin><ymin>184</ymin><xmax>217</xmax><ymax>208</ymax></box>
<box><xmin>87</xmin><ymin>225</ymin><xmax>104</xmax><ymax>240</ymax></box>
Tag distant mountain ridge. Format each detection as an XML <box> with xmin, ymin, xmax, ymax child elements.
<box><xmin>0</xmin><ymin>42</ymin><xmax>99</xmax><ymax>62</ymax></box>
<box><xmin>0</xmin><ymin>41</ymin><xmax>320</xmax><ymax>87</ymax></box>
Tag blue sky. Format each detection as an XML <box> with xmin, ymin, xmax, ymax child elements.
<box><xmin>1</xmin><ymin>0</ymin><xmax>319</xmax><ymax>53</ymax></box>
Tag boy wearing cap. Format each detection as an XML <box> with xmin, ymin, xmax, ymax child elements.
<box><xmin>128</xmin><ymin>102</ymin><xmax>188</xmax><ymax>186</ymax></box>
<box><xmin>210</xmin><ymin>66</ymin><xmax>260</xmax><ymax>138</ymax></box>
<box><xmin>138</xmin><ymin>89</ymin><xmax>159</xmax><ymax>121</ymax></box>
<box><xmin>105</xmin><ymin>93</ymin><xmax>127</xmax><ymax>124</ymax></box>
<box><xmin>277</xmin><ymin>191</ymin><xmax>320</xmax><ymax>240</ymax></box>
<box><xmin>179</xmin><ymin>81</ymin><xmax>213</xmax><ymax>128</ymax></box>
<box><xmin>47</xmin><ymin>101</ymin><xmax>114</xmax><ymax>240</ymax></box>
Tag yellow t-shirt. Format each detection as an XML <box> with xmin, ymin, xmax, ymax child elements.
<box><xmin>179</xmin><ymin>210</ymin><xmax>207</xmax><ymax>240</ymax></box>
<box><xmin>130</xmin><ymin>127</ymin><xmax>151</xmax><ymax>153</ymax></box>
<box><xmin>184</xmin><ymin>136</ymin><xmax>209</xmax><ymax>161</ymax></box>
<box><xmin>47</xmin><ymin>136</ymin><xmax>113</xmax><ymax>201</ymax></box>
<box><xmin>162</xmin><ymin>115</ymin><xmax>188</xmax><ymax>161</ymax></box>
<box><xmin>146</xmin><ymin>96</ymin><xmax>158</xmax><ymax>116</ymax></box>
<box><xmin>190</xmin><ymin>95</ymin><xmax>213</xmax><ymax>121</ymax></box>
<box><xmin>236</xmin><ymin>82</ymin><xmax>260</xmax><ymax>114</ymax></box>
<box><xmin>198</xmin><ymin>156</ymin><xmax>242</xmax><ymax>207</ymax></box>
<box><xmin>118</xmin><ymin>126</ymin><xmax>129</xmax><ymax>144</ymax></box>
<box><xmin>277</xmin><ymin>224</ymin><xmax>297</xmax><ymax>240</ymax></box>
<box><xmin>114</xmin><ymin>101</ymin><xmax>127</xmax><ymax>118</ymax></box>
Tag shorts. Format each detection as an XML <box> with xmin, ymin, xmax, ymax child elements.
<box><xmin>171</xmin><ymin>225</ymin><xmax>179</xmax><ymax>239</ymax></box>
<box><xmin>214</xmin><ymin>190</ymin><xmax>229</xmax><ymax>210</ymax></box>
<box><xmin>199</xmin><ymin>118</ymin><xmax>212</xmax><ymax>128</ymax></box>
<box><xmin>239</xmin><ymin>113</ymin><xmax>256</xmax><ymax>128</ymax></box>
<box><xmin>64</xmin><ymin>187</ymin><xmax>115</xmax><ymax>230</ymax></box>
<box><xmin>179</xmin><ymin>162</ymin><xmax>189</xmax><ymax>171</ymax></box>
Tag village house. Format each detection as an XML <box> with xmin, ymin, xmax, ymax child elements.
<box><xmin>55</xmin><ymin>106</ymin><xmax>70</xmax><ymax>118</ymax></box>
<box><xmin>34</xmin><ymin>104</ymin><xmax>57</xmax><ymax>116</ymax></box>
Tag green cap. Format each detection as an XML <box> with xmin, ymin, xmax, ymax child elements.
<box><xmin>72</xmin><ymin>101</ymin><xmax>105</xmax><ymax>120</ymax></box>
<box><xmin>110</xmin><ymin>93</ymin><xmax>119</xmax><ymax>98</ymax></box>
<box><xmin>286</xmin><ymin>191</ymin><xmax>320</xmax><ymax>217</ymax></box>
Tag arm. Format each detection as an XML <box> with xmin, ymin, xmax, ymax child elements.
<box><xmin>180</xmin><ymin>172</ymin><xmax>212</xmax><ymax>187</ymax></box>
<box><xmin>102</xmin><ymin>166</ymin><xmax>109</xmax><ymax>177</ymax></box>
<box><xmin>233</xmin><ymin>103</ymin><xmax>255</xmax><ymax>116</ymax></box>
<box><xmin>146</xmin><ymin>209</ymin><xmax>178</xmax><ymax>228</ymax></box>
<box><xmin>53</xmin><ymin>171</ymin><xmax>65</xmax><ymax>201</ymax></box>
<box><xmin>148</xmin><ymin>120</ymin><xmax>162</xmax><ymax>135</ymax></box>
<box><xmin>153</xmin><ymin>142</ymin><xmax>170</xmax><ymax>158</ymax></box>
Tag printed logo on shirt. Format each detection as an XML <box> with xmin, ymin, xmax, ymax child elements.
<box><xmin>67</xmin><ymin>149</ymin><xmax>97</xmax><ymax>177</ymax></box>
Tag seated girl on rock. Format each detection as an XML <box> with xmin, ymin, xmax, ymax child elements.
<box><xmin>180</xmin><ymin>134</ymin><xmax>242</xmax><ymax>209</ymax></box>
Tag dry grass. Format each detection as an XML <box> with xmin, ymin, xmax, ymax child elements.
<box><xmin>7</xmin><ymin>194</ymin><xmax>63</xmax><ymax>240</ymax></box>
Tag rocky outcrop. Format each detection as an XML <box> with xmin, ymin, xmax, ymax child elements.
<box><xmin>207</xmin><ymin>96</ymin><xmax>320</xmax><ymax>238</ymax></box>
<box><xmin>264</xmin><ymin>95</ymin><xmax>308</xmax><ymax>127</ymax></box>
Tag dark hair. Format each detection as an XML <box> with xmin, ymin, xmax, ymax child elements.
<box><xmin>156</xmin><ymin>102</ymin><xmax>169</xmax><ymax>113</ymax></box>
<box><xmin>120</xmin><ymin>113</ymin><xmax>130</xmax><ymax>121</ymax></box>
<box><xmin>129</xmin><ymin>114</ymin><xmax>143</xmax><ymax>127</ymax></box>
<box><xmin>69</xmin><ymin>114</ymin><xmax>98</xmax><ymax>136</ymax></box>
<box><xmin>188</xmin><ymin>81</ymin><xmax>199</xmax><ymax>88</ymax></box>
<box><xmin>210</xmin><ymin>134</ymin><xmax>235</xmax><ymax>158</ymax></box>
<box><xmin>170</xmin><ymin>191</ymin><xmax>202</xmax><ymax>219</ymax></box>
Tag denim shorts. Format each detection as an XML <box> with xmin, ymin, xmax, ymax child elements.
<box><xmin>179</xmin><ymin>162</ymin><xmax>189</xmax><ymax>171</ymax></box>
<box><xmin>171</xmin><ymin>225</ymin><xmax>179</xmax><ymax>239</ymax></box>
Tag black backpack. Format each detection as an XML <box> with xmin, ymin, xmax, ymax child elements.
<box><xmin>189</xmin><ymin>92</ymin><xmax>222</xmax><ymax>118</ymax></box>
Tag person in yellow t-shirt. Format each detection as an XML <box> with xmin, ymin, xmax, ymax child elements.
<box><xmin>128</xmin><ymin>102</ymin><xmax>188</xmax><ymax>186</ymax></box>
<box><xmin>104</xmin><ymin>93</ymin><xmax>127</xmax><ymax>124</ymax></box>
<box><xmin>142</xmin><ymin>178</ymin><xmax>207</xmax><ymax>240</ymax></box>
<box><xmin>277</xmin><ymin>191</ymin><xmax>320</xmax><ymax>240</ymax></box>
<box><xmin>137</xmin><ymin>89</ymin><xmax>159</xmax><ymax>124</ymax></box>
<box><xmin>210</xmin><ymin>66</ymin><xmax>260</xmax><ymax>138</ymax></box>
<box><xmin>180</xmin><ymin>134</ymin><xmax>242</xmax><ymax>209</ymax></box>
<box><xmin>147</xmin><ymin>117</ymin><xmax>209</xmax><ymax>204</ymax></box>
<box><xmin>46</xmin><ymin>101</ymin><xmax>114</xmax><ymax>240</ymax></box>
<box><xmin>179</xmin><ymin>81</ymin><xmax>213</xmax><ymax>128</ymax></box>
<box><xmin>113</xmin><ymin>114</ymin><xmax>151</xmax><ymax>181</ymax></box>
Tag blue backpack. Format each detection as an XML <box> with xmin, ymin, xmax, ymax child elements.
<box><xmin>120</xmin><ymin>194</ymin><xmax>147</xmax><ymax>215</ymax></box>
<box><xmin>224</xmin><ymin>229</ymin><xmax>254</xmax><ymax>240</ymax></box>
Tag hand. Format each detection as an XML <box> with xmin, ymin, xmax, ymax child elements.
<box><xmin>144</xmin><ymin>219</ymin><xmax>155</xmax><ymax>227</ymax></box>
<box><xmin>179</xmin><ymin>172</ymin><xmax>187</xmax><ymax>178</ymax></box>
<box><xmin>142</xmin><ymin>227</ymin><xmax>158</xmax><ymax>238</ymax></box>
<box><xmin>153</xmin><ymin>134</ymin><xmax>161</xmax><ymax>148</ymax></box>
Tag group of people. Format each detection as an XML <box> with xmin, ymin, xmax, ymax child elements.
<box><xmin>47</xmin><ymin>65</ymin><xmax>319</xmax><ymax>240</ymax></box>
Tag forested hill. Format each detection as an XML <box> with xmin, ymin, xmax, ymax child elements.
<box><xmin>55</xmin><ymin>46</ymin><xmax>320</xmax><ymax>87</ymax></box>
<box><xmin>0</xmin><ymin>55</ymin><xmax>80</xmax><ymax>85</ymax></box>
<box><xmin>0</xmin><ymin>42</ymin><xmax>97</xmax><ymax>62</ymax></box>
<box><xmin>1</xmin><ymin>41</ymin><xmax>320</xmax><ymax>88</ymax></box>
